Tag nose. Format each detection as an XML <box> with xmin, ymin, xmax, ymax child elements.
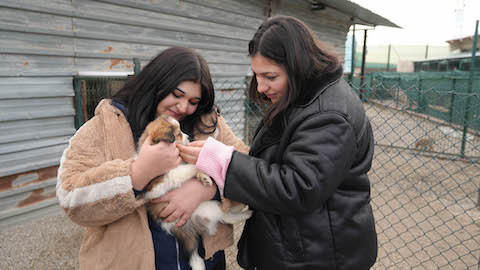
<box><xmin>256</xmin><ymin>77</ymin><xmax>268</xmax><ymax>93</ymax></box>
<box><xmin>176</xmin><ymin>99</ymin><xmax>188</xmax><ymax>113</ymax></box>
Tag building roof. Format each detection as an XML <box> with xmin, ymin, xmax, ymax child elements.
<box><xmin>314</xmin><ymin>0</ymin><xmax>401</xmax><ymax>28</ymax></box>
<box><xmin>446</xmin><ymin>35</ymin><xmax>480</xmax><ymax>43</ymax></box>
<box><xmin>412</xmin><ymin>51</ymin><xmax>480</xmax><ymax>63</ymax></box>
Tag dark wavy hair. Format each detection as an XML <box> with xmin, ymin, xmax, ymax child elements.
<box><xmin>248</xmin><ymin>16</ymin><xmax>341</xmax><ymax>125</ymax></box>
<box><xmin>112</xmin><ymin>46</ymin><xmax>216</xmax><ymax>143</ymax></box>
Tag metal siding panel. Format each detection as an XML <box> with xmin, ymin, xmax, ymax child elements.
<box><xmin>0</xmin><ymin>97</ymin><xmax>75</xmax><ymax>121</ymax></box>
<box><xmin>209</xmin><ymin>63</ymin><xmax>251</xmax><ymax>78</ymax></box>
<box><xmin>0</xmin><ymin>31</ymin><xmax>74</xmax><ymax>57</ymax></box>
<box><xmin>183</xmin><ymin>0</ymin><xmax>264</xmax><ymax>19</ymax></box>
<box><xmin>275</xmin><ymin>0</ymin><xmax>350</xmax><ymax>60</ymax></box>
<box><xmin>0</xmin><ymin>144</ymin><xmax>67</xmax><ymax>177</ymax></box>
<box><xmin>0</xmin><ymin>136</ymin><xmax>71</xmax><ymax>155</ymax></box>
<box><xmin>0</xmin><ymin>76</ymin><xmax>73</xmax><ymax>99</ymax></box>
<box><xmin>0</xmin><ymin>198</ymin><xmax>60</xmax><ymax>229</ymax></box>
<box><xmin>0</xmin><ymin>166</ymin><xmax>59</xmax><ymax>228</ymax></box>
<box><xmin>0</xmin><ymin>117</ymin><xmax>75</xmax><ymax>145</ymax></box>
<box><xmin>0</xmin><ymin>54</ymin><xmax>74</xmax><ymax>77</ymax></box>
<box><xmin>76</xmin><ymin>0</ymin><xmax>254</xmax><ymax>41</ymax></box>
<box><xmin>0</xmin><ymin>0</ymin><xmax>74</xmax><ymax>15</ymax></box>
<box><xmin>97</xmin><ymin>0</ymin><xmax>264</xmax><ymax>30</ymax></box>
<box><xmin>72</xmin><ymin>17</ymin><xmax>248</xmax><ymax>52</ymax></box>
<box><xmin>0</xmin><ymin>6</ymin><xmax>73</xmax><ymax>36</ymax></box>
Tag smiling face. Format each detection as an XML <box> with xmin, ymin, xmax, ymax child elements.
<box><xmin>156</xmin><ymin>80</ymin><xmax>202</xmax><ymax>121</ymax></box>
<box><xmin>250</xmin><ymin>53</ymin><xmax>288</xmax><ymax>104</ymax></box>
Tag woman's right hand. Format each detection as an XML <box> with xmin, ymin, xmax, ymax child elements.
<box><xmin>131</xmin><ymin>136</ymin><xmax>182</xmax><ymax>190</ymax></box>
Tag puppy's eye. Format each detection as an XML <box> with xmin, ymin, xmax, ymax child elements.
<box><xmin>153</xmin><ymin>138</ymin><xmax>160</xmax><ymax>144</ymax></box>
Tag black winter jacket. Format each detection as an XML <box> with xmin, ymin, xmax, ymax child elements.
<box><xmin>224</xmin><ymin>68</ymin><xmax>378</xmax><ymax>270</ymax></box>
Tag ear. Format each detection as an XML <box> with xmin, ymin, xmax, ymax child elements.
<box><xmin>153</xmin><ymin>129</ymin><xmax>175</xmax><ymax>144</ymax></box>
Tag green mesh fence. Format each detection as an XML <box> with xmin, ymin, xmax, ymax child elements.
<box><xmin>73</xmin><ymin>76</ymin><xmax>131</xmax><ymax>129</ymax></box>
<box><xmin>361</xmin><ymin>72</ymin><xmax>480</xmax><ymax>133</ymax></box>
<box><xmin>74</xmin><ymin>76</ymin><xmax>480</xmax><ymax>269</ymax></box>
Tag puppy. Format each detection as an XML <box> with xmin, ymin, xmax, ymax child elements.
<box><xmin>137</xmin><ymin>115</ymin><xmax>252</xmax><ymax>270</ymax></box>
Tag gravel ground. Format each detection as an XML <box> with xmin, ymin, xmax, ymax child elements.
<box><xmin>0</xmin><ymin>209</ymin><xmax>82</xmax><ymax>270</ymax></box>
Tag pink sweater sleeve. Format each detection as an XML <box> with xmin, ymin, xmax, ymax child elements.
<box><xmin>195</xmin><ymin>137</ymin><xmax>235</xmax><ymax>189</ymax></box>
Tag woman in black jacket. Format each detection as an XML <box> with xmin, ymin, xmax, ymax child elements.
<box><xmin>178</xmin><ymin>16</ymin><xmax>378</xmax><ymax>270</ymax></box>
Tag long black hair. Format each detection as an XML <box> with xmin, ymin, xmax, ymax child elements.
<box><xmin>248</xmin><ymin>16</ymin><xmax>341</xmax><ymax>125</ymax></box>
<box><xmin>112</xmin><ymin>46</ymin><xmax>216</xmax><ymax>143</ymax></box>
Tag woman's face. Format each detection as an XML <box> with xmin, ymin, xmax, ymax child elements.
<box><xmin>156</xmin><ymin>80</ymin><xmax>201</xmax><ymax>121</ymax></box>
<box><xmin>250</xmin><ymin>54</ymin><xmax>288</xmax><ymax>104</ymax></box>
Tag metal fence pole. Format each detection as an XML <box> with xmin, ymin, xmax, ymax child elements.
<box><xmin>460</xmin><ymin>20</ymin><xmax>478</xmax><ymax>158</ymax></box>
<box><xmin>386</xmin><ymin>44</ymin><xmax>391</xmax><ymax>72</ymax></box>
<box><xmin>349</xmin><ymin>24</ymin><xmax>356</xmax><ymax>83</ymax></box>
<box><xmin>133</xmin><ymin>58</ymin><xmax>141</xmax><ymax>76</ymax></box>
<box><xmin>73</xmin><ymin>77</ymin><xmax>84</xmax><ymax>129</ymax></box>
<box><xmin>449</xmin><ymin>78</ymin><xmax>456</xmax><ymax>123</ymax></box>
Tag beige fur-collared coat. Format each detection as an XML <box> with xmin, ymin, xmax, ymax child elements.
<box><xmin>56</xmin><ymin>99</ymin><xmax>249</xmax><ymax>270</ymax></box>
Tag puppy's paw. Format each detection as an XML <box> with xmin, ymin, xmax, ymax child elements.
<box><xmin>222</xmin><ymin>209</ymin><xmax>252</xmax><ymax>224</ymax></box>
<box><xmin>196</xmin><ymin>172</ymin><xmax>213</xmax><ymax>186</ymax></box>
<box><xmin>189</xmin><ymin>251</ymin><xmax>206</xmax><ymax>270</ymax></box>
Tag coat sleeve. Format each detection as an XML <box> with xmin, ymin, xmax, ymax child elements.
<box><xmin>223</xmin><ymin>113</ymin><xmax>357</xmax><ymax>215</ymax></box>
<box><xmin>56</xmin><ymin>116</ymin><xmax>143</xmax><ymax>227</ymax></box>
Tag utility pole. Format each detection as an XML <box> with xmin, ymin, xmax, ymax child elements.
<box><xmin>386</xmin><ymin>44</ymin><xmax>391</xmax><ymax>72</ymax></box>
<box><xmin>349</xmin><ymin>24</ymin><xmax>356</xmax><ymax>82</ymax></box>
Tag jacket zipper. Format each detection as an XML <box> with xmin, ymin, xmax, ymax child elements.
<box><xmin>176</xmin><ymin>240</ymin><xmax>181</xmax><ymax>270</ymax></box>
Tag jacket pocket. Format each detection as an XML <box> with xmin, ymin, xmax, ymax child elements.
<box><xmin>279</xmin><ymin>216</ymin><xmax>304</xmax><ymax>260</ymax></box>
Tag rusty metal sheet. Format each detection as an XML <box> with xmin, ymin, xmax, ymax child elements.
<box><xmin>0</xmin><ymin>166</ymin><xmax>58</xmax><ymax>227</ymax></box>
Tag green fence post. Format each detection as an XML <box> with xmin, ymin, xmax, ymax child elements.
<box><xmin>449</xmin><ymin>78</ymin><xmax>456</xmax><ymax>123</ymax></box>
<box><xmin>460</xmin><ymin>20</ymin><xmax>478</xmax><ymax>158</ymax></box>
<box><xmin>73</xmin><ymin>77</ymin><xmax>84</xmax><ymax>129</ymax></box>
<box><xmin>133</xmin><ymin>58</ymin><xmax>141</xmax><ymax>76</ymax></box>
<box><xmin>417</xmin><ymin>76</ymin><xmax>426</xmax><ymax>112</ymax></box>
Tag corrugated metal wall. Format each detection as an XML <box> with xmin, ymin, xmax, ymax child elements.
<box><xmin>0</xmin><ymin>0</ymin><xmax>351</xmax><ymax>227</ymax></box>
<box><xmin>275</xmin><ymin>0</ymin><xmax>350</xmax><ymax>61</ymax></box>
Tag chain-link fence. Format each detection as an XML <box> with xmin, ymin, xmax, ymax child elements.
<box><xmin>73</xmin><ymin>76</ymin><xmax>480</xmax><ymax>269</ymax></box>
<box><xmin>216</xmin><ymin>79</ymin><xmax>480</xmax><ymax>270</ymax></box>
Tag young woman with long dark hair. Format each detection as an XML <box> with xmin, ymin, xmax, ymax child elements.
<box><xmin>179</xmin><ymin>16</ymin><xmax>378</xmax><ymax>270</ymax></box>
<box><xmin>56</xmin><ymin>46</ymin><xmax>248</xmax><ymax>270</ymax></box>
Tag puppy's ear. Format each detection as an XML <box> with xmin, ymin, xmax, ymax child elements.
<box><xmin>153</xmin><ymin>128</ymin><xmax>175</xmax><ymax>144</ymax></box>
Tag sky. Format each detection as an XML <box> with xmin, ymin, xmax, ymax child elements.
<box><xmin>349</xmin><ymin>0</ymin><xmax>480</xmax><ymax>46</ymax></box>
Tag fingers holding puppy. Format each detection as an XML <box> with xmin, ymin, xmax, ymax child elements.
<box><xmin>131</xmin><ymin>137</ymin><xmax>181</xmax><ymax>190</ymax></box>
<box><xmin>177</xmin><ymin>140</ymin><xmax>206</xmax><ymax>164</ymax></box>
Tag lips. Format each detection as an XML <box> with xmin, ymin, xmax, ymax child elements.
<box><xmin>168</xmin><ymin>109</ymin><xmax>182</xmax><ymax>119</ymax></box>
<box><xmin>266</xmin><ymin>93</ymin><xmax>276</xmax><ymax>99</ymax></box>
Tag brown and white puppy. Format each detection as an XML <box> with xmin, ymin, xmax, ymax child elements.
<box><xmin>137</xmin><ymin>115</ymin><xmax>251</xmax><ymax>270</ymax></box>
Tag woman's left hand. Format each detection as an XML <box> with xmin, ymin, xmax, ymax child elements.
<box><xmin>177</xmin><ymin>140</ymin><xmax>206</xmax><ymax>164</ymax></box>
<box><xmin>151</xmin><ymin>177</ymin><xmax>216</xmax><ymax>227</ymax></box>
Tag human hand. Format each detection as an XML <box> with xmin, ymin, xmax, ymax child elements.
<box><xmin>131</xmin><ymin>136</ymin><xmax>182</xmax><ymax>190</ymax></box>
<box><xmin>177</xmin><ymin>140</ymin><xmax>206</xmax><ymax>164</ymax></box>
<box><xmin>151</xmin><ymin>178</ymin><xmax>217</xmax><ymax>227</ymax></box>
